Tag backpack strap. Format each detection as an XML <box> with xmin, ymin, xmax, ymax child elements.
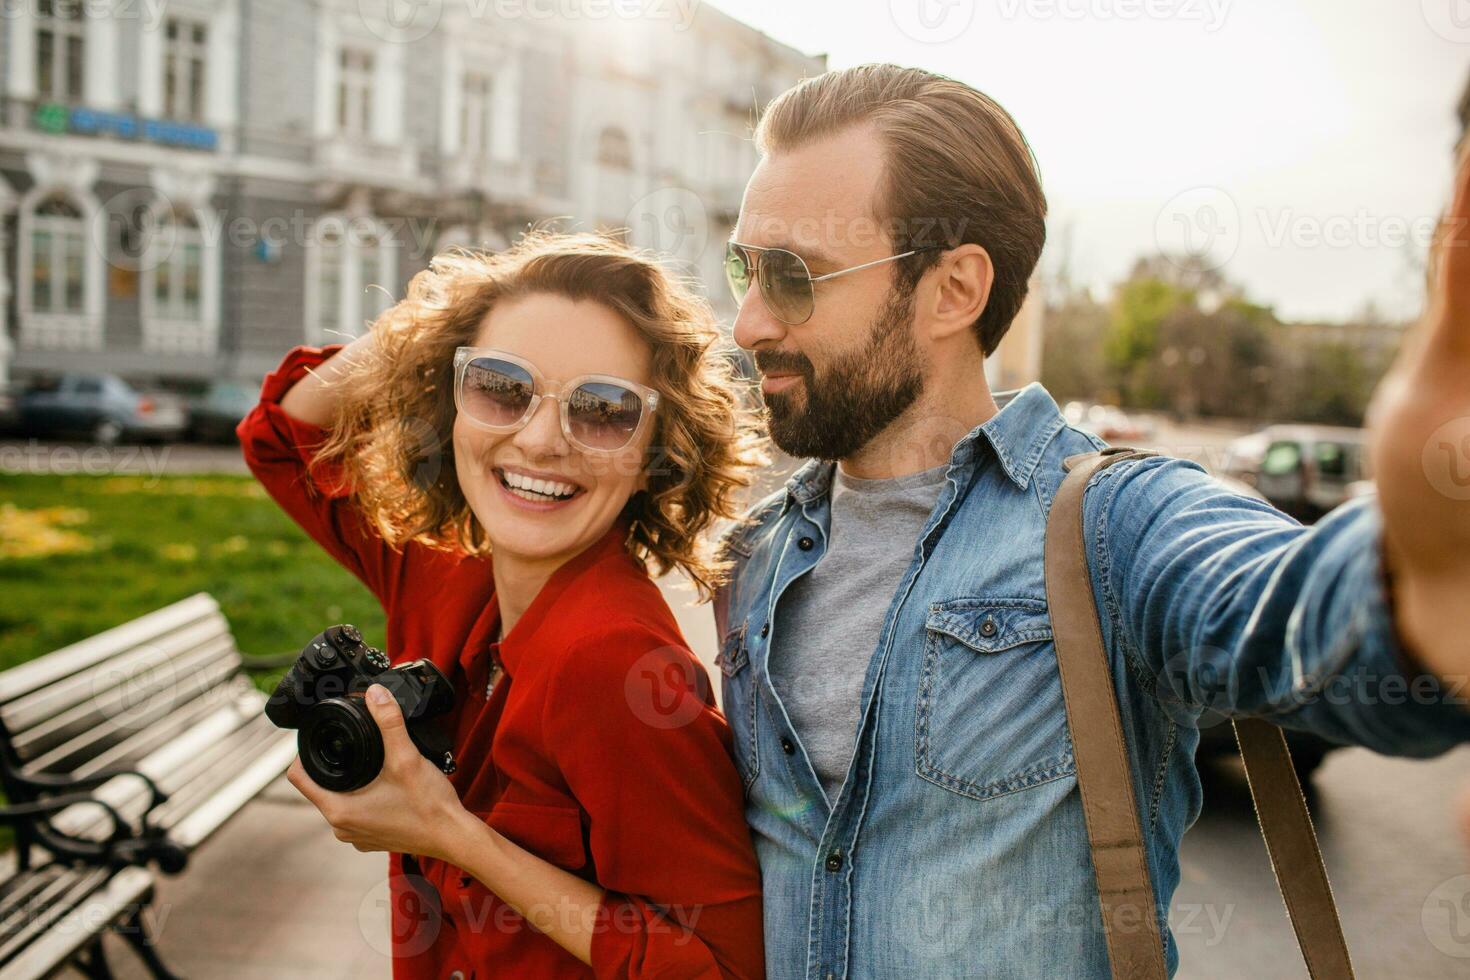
<box><xmin>1045</xmin><ymin>448</ymin><xmax>1169</xmax><ymax>979</ymax></box>
<box><xmin>1045</xmin><ymin>448</ymin><xmax>1355</xmax><ymax>979</ymax></box>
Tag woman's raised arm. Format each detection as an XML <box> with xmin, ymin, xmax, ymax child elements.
<box><xmin>278</xmin><ymin>330</ymin><xmax>377</xmax><ymax>428</ymax></box>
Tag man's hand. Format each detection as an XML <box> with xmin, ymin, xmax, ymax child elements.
<box><xmin>1368</xmin><ymin>145</ymin><xmax>1470</xmax><ymax>686</ymax></box>
<box><xmin>285</xmin><ymin>683</ymin><xmax>467</xmax><ymax>862</ymax></box>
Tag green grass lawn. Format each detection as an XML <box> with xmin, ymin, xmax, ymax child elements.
<box><xmin>0</xmin><ymin>472</ymin><xmax>385</xmax><ymax>666</ymax></box>
<box><xmin>0</xmin><ymin>471</ymin><xmax>387</xmax><ymax>852</ymax></box>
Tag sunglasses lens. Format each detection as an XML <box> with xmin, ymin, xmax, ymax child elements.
<box><xmin>757</xmin><ymin>248</ymin><xmax>814</xmax><ymax>324</ymax></box>
<box><xmin>460</xmin><ymin>357</ymin><xmax>534</xmax><ymax>428</ymax></box>
<box><xmin>566</xmin><ymin>382</ymin><xmax>645</xmax><ymax>452</ymax></box>
<box><xmin>725</xmin><ymin>243</ymin><xmax>751</xmax><ymax>304</ymax></box>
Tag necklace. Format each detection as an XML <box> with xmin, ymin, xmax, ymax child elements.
<box><xmin>486</xmin><ymin>643</ymin><xmax>504</xmax><ymax>697</ymax></box>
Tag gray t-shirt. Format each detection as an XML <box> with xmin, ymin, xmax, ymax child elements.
<box><xmin>768</xmin><ymin>462</ymin><xmax>950</xmax><ymax>802</ymax></box>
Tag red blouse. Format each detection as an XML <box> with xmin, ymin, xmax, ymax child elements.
<box><xmin>238</xmin><ymin>345</ymin><xmax>764</xmax><ymax>979</ymax></box>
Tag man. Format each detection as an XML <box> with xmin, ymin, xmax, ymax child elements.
<box><xmin>712</xmin><ymin>63</ymin><xmax>1470</xmax><ymax>978</ymax></box>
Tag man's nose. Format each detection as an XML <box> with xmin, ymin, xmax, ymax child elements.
<box><xmin>732</xmin><ymin>285</ymin><xmax>788</xmax><ymax>354</ymax></box>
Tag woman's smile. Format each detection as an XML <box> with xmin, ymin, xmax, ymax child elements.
<box><xmin>491</xmin><ymin>464</ymin><xmax>587</xmax><ymax>511</ymax></box>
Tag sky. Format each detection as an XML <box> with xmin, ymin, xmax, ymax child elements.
<box><xmin>700</xmin><ymin>0</ymin><xmax>1470</xmax><ymax>323</ymax></box>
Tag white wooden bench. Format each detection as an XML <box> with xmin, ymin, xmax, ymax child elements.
<box><xmin>0</xmin><ymin>594</ymin><xmax>300</xmax><ymax>978</ymax></box>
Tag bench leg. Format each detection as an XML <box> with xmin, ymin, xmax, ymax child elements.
<box><xmin>73</xmin><ymin>936</ymin><xmax>116</xmax><ymax>980</ymax></box>
<box><xmin>113</xmin><ymin>902</ymin><xmax>184</xmax><ymax>980</ymax></box>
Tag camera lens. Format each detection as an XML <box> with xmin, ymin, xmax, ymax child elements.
<box><xmin>299</xmin><ymin>698</ymin><xmax>383</xmax><ymax>792</ymax></box>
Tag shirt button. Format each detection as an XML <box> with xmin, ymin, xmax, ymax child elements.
<box><xmin>979</xmin><ymin>618</ymin><xmax>998</xmax><ymax>638</ymax></box>
<box><xmin>760</xmin><ymin>622</ymin><xmax>770</xmax><ymax>638</ymax></box>
<box><xmin>798</xmin><ymin>536</ymin><xmax>814</xmax><ymax>551</ymax></box>
<box><xmin>780</xmin><ymin>737</ymin><xmax>795</xmax><ymax>755</ymax></box>
<box><xmin>824</xmin><ymin>850</ymin><xmax>843</xmax><ymax>873</ymax></box>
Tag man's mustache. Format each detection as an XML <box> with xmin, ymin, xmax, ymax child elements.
<box><xmin>753</xmin><ymin>350</ymin><xmax>814</xmax><ymax>378</ymax></box>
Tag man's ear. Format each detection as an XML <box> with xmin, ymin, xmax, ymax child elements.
<box><xmin>923</xmin><ymin>244</ymin><xmax>993</xmax><ymax>344</ymax></box>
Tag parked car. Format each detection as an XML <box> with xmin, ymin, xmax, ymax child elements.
<box><xmin>188</xmin><ymin>379</ymin><xmax>260</xmax><ymax>443</ymax></box>
<box><xmin>16</xmin><ymin>373</ymin><xmax>187</xmax><ymax>445</ymax></box>
<box><xmin>1245</xmin><ymin>425</ymin><xmax>1369</xmax><ymax>524</ymax></box>
<box><xmin>1220</xmin><ymin>430</ymin><xmax>1272</xmax><ymax>487</ymax></box>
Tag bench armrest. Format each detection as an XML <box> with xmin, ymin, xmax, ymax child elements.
<box><xmin>0</xmin><ymin>793</ymin><xmax>188</xmax><ymax>874</ymax></box>
<box><xmin>0</xmin><ymin>792</ymin><xmax>132</xmax><ymax>858</ymax></box>
<box><xmin>10</xmin><ymin>768</ymin><xmax>169</xmax><ymax>812</ymax></box>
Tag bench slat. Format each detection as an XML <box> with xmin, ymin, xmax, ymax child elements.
<box><xmin>148</xmin><ymin>722</ymin><xmax>293</xmax><ymax>832</ymax></box>
<box><xmin>48</xmin><ymin>684</ymin><xmax>281</xmax><ymax>841</ymax></box>
<box><xmin>0</xmin><ymin>595</ymin><xmax>222</xmax><ymax>708</ymax></box>
<box><xmin>1</xmin><ymin>616</ymin><xmax>236</xmax><ymax>741</ymax></box>
<box><xmin>8</xmin><ymin>633</ymin><xmax>240</xmax><ymax>764</ymax></box>
<box><xmin>0</xmin><ymin>866</ymin><xmax>153</xmax><ymax>979</ymax></box>
<box><xmin>168</xmin><ymin>734</ymin><xmax>298</xmax><ymax>851</ymax></box>
<box><xmin>20</xmin><ymin>661</ymin><xmax>248</xmax><ymax>777</ymax></box>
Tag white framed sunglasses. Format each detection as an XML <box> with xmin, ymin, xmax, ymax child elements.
<box><xmin>453</xmin><ymin>347</ymin><xmax>660</xmax><ymax>455</ymax></box>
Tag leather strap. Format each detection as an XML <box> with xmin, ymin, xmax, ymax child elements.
<box><xmin>1233</xmin><ymin>717</ymin><xmax>1355</xmax><ymax>978</ymax></box>
<box><xmin>1045</xmin><ymin>448</ymin><xmax>1169</xmax><ymax>979</ymax></box>
<box><xmin>1046</xmin><ymin>448</ymin><xmax>1355</xmax><ymax>979</ymax></box>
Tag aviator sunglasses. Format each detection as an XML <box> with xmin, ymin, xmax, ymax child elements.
<box><xmin>725</xmin><ymin>240</ymin><xmax>947</xmax><ymax>325</ymax></box>
<box><xmin>453</xmin><ymin>348</ymin><xmax>660</xmax><ymax>455</ymax></box>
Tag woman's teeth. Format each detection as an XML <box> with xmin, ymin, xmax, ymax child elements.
<box><xmin>500</xmin><ymin>470</ymin><xmax>578</xmax><ymax>502</ymax></box>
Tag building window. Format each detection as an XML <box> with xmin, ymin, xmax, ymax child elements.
<box><xmin>163</xmin><ymin>17</ymin><xmax>208</xmax><ymax>123</ymax></box>
<box><xmin>142</xmin><ymin>206</ymin><xmax>215</xmax><ymax>355</ymax></box>
<box><xmin>461</xmin><ymin>71</ymin><xmax>494</xmax><ymax>156</ymax></box>
<box><xmin>310</xmin><ymin>216</ymin><xmax>396</xmax><ymax>342</ymax></box>
<box><xmin>152</xmin><ymin>213</ymin><xmax>204</xmax><ymax>321</ymax></box>
<box><xmin>318</xmin><ymin>228</ymin><xmax>343</xmax><ymax>338</ymax></box>
<box><xmin>597</xmin><ymin>127</ymin><xmax>633</xmax><ymax>171</ymax></box>
<box><xmin>338</xmin><ymin>48</ymin><xmax>375</xmax><ymax>138</ymax></box>
<box><xmin>36</xmin><ymin>0</ymin><xmax>85</xmax><ymax>103</ymax></box>
<box><xmin>29</xmin><ymin>196</ymin><xmax>85</xmax><ymax>315</ymax></box>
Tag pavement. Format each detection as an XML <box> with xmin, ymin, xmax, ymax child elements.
<box><xmin>96</xmin><ymin>743</ymin><xmax>1470</xmax><ymax>979</ymax></box>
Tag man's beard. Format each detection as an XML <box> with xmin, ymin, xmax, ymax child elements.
<box><xmin>756</xmin><ymin>286</ymin><xmax>923</xmax><ymax>460</ymax></box>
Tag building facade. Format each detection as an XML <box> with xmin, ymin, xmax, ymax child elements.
<box><xmin>0</xmin><ymin>0</ymin><xmax>824</xmax><ymax>388</ymax></box>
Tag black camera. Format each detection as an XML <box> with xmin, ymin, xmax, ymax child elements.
<box><xmin>265</xmin><ymin>624</ymin><xmax>457</xmax><ymax>792</ymax></box>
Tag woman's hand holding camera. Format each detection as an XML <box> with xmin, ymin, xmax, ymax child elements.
<box><xmin>285</xmin><ymin>682</ymin><xmax>471</xmax><ymax>862</ymax></box>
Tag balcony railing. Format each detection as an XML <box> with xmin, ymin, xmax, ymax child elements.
<box><xmin>442</xmin><ymin>154</ymin><xmax>535</xmax><ymax>203</ymax></box>
<box><xmin>316</xmin><ymin>134</ymin><xmax>419</xmax><ymax>185</ymax></box>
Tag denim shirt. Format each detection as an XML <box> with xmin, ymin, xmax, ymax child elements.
<box><xmin>713</xmin><ymin>382</ymin><xmax>1470</xmax><ymax>980</ymax></box>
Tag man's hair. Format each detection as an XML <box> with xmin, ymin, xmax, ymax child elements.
<box><xmin>754</xmin><ymin>63</ymin><xmax>1047</xmax><ymax>357</ymax></box>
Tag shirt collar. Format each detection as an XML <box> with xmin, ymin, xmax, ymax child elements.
<box><xmin>782</xmin><ymin>382</ymin><xmax>1066</xmax><ymax>503</ymax></box>
<box><xmin>465</xmin><ymin>518</ymin><xmax>633</xmax><ymax>680</ymax></box>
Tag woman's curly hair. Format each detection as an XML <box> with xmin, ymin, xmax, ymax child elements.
<box><xmin>312</xmin><ymin>230</ymin><xmax>766</xmax><ymax>599</ymax></box>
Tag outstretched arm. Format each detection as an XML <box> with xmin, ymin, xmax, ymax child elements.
<box><xmin>1367</xmin><ymin>144</ymin><xmax>1470</xmax><ymax>685</ymax></box>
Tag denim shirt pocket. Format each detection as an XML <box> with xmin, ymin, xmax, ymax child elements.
<box><xmin>716</xmin><ymin>621</ymin><xmax>759</xmax><ymax>792</ymax></box>
<box><xmin>915</xmin><ymin>596</ymin><xmax>1076</xmax><ymax>801</ymax></box>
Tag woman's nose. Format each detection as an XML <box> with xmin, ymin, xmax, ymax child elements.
<box><xmin>512</xmin><ymin>396</ymin><xmax>570</xmax><ymax>457</ymax></box>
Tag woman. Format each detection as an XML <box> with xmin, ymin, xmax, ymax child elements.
<box><xmin>237</xmin><ymin>232</ymin><xmax>766</xmax><ymax>978</ymax></box>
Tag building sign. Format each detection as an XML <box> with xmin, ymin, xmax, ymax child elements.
<box><xmin>33</xmin><ymin>103</ymin><xmax>218</xmax><ymax>151</ymax></box>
